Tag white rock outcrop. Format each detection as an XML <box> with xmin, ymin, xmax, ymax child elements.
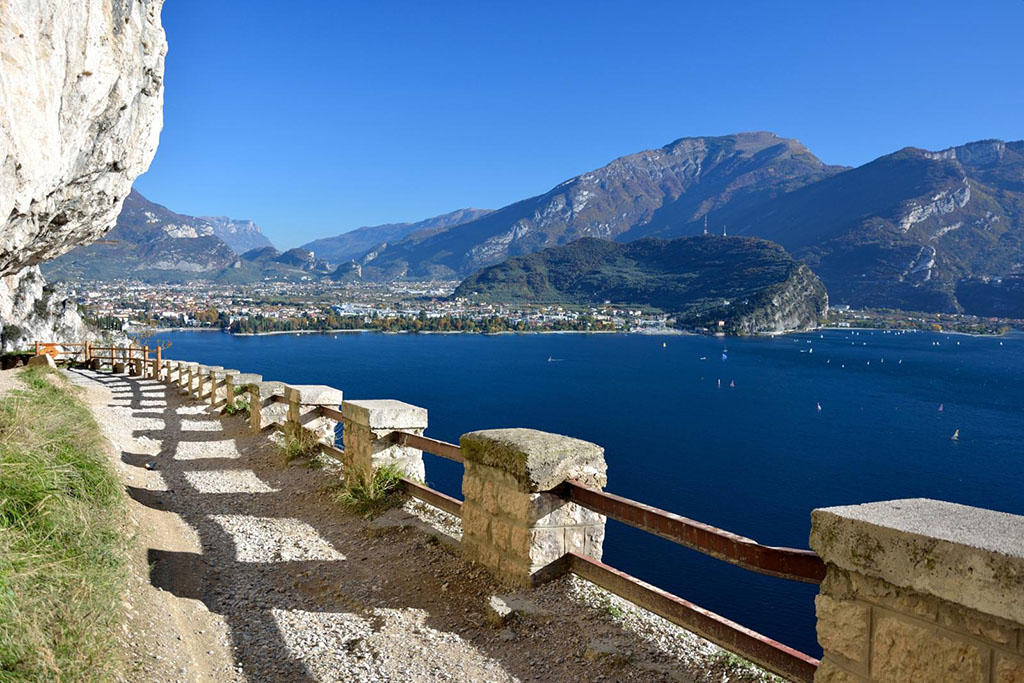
<box><xmin>0</xmin><ymin>0</ymin><xmax>166</xmax><ymax>348</ymax></box>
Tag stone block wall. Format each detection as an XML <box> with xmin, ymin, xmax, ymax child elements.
<box><xmin>460</xmin><ymin>428</ymin><xmax>607</xmax><ymax>588</ymax></box>
<box><xmin>247</xmin><ymin>381</ymin><xmax>287</xmax><ymax>432</ymax></box>
<box><xmin>285</xmin><ymin>385</ymin><xmax>343</xmax><ymax>445</ymax></box>
<box><xmin>207</xmin><ymin>367</ymin><xmax>235</xmax><ymax>406</ymax></box>
<box><xmin>224</xmin><ymin>372</ymin><xmax>261</xmax><ymax>412</ymax></box>
<box><xmin>810</xmin><ymin>499</ymin><xmax>1024</xmax><ymax>682</ymax></box>
<box><xmin>180</xmin><ymin>362</ymin><xmax>198</xmax><ymax>396</ymax></box>
<box><xmin>341</xmin><ymin>399</ymin><xmax>427</xmax><ymax>480</ymax></box>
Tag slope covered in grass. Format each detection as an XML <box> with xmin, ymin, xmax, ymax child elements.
<box><xmin>0</xmin><ymin>367</ymin><xmax>127</xmax><ymax>680</ymax></box>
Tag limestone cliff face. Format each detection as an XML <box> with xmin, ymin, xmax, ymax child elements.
<box><xmin>730</xmin><ymin>264</ymin><xmax>829</xmax><ymax>335</ymax></box>
<box><xmin>0</xmin><ymin>266</ymin><xmax>94</xmax><ymax>349</ymax></box>
<box><xmin>0</xmin><ymin>0</ymin><xmax>165</xmax><ymax>348</ymax></box>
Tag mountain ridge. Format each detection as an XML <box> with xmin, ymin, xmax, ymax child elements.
<box><xmin>361</xmin><ymin>132</ymin><xmax>843</xmax><ymax>280</ymax></box>
<box><xmin>300</xmin><ymin>208</ymin><xmax>493</xmax><ymax>264</ymax></box>
<box><xmin>43</xmin><ymin>190</ymin><xmax>300</xmax><ymax>283</ymax></box>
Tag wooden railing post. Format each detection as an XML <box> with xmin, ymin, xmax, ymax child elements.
<box><xmin>113</xmin><ymin>346</ymin><xmax>127</xmax><ymax>374</ymax></box>
<box><xmin>34</xmin><ymin>341</ymin><xmax>39</xmax><ymax>356</ymax></box>
<box><xmin>155</xmin><ymin>346</ymin><xmax>162</xmax><ymax>376</ymax></box>
<box><xmin>196</xmin><ymin>365</ymin><xmax>222</xmax><ymax>401</ymax></box>
<box><xmin>459</xmin><ymin>428</ymin><xmax>607</xmax><ymax>588</ymax></box>
<box><xmin>178</xmin><ymin>362</ymin><xmax>196</xmax><ymax>394</ymax></box>
<box><xmin>168</xmin><ymin>360</ymin><xmax>181</xmax><ymax>385</ymax></box>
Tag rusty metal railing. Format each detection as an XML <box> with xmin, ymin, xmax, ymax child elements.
<box><xmin>293</xmin><ymin>414</ymin><xmax>822</xmax><ymax>678</ymax></box>
<box><xmin>558</xmin><ymin>481</ymin><xmax>825</xmax><ymax>584</ymax></box>
<box><xmin>358</xmin><ymin>427</ymin><xmax>821</xmax><ymax>680</ymax></box>
<box><xmin>566</xmin><ymin>553</ymin><xmax>820</xmax><ymax>682</ymax></box>
<box><xmin>387</xmin><ymin>431</ymin><xmax>463</xmax><ymax>463</ymax></box>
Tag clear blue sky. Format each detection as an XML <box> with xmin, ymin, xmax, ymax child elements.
<box><xmin>134</xmin><ymin>0</ymin><xmax>1024</xmax><ymax>249</ymax></box>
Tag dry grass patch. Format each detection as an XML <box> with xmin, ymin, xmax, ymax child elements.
<box><xmin>0</xmin><ymin>367</ymin><xmax>128</xmax><ymax>680</ymax></box>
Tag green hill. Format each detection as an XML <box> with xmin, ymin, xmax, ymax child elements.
<box><xmin>454</xmin><ymin>236</ymin><xmax>828</xmax><ymax>334</ymax></box>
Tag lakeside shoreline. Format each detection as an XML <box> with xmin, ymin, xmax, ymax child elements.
<box><xmin>141</xmin><ymin>327</ymin><xmax>697</xmax><ymax>338</ymax></box>
<box><xmin>137</xmin><ymin>323</ymin><xmax>1015</xmax><ymax>339</ymax></box>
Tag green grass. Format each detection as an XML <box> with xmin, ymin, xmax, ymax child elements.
<box><xmin>278</xmin><ymin>426</ymin><xmax>322</xmax><ymax>463</ymax></box>
<box><xmin>0</xmin><ymin>367</ymin><xmax>128</xmax><ymax>681</ymax></box>
<box><xmin>334</xmin><ymin>464</ymin><xmax>407</xmax><ymax>519</ymax></box>
<box><xmin>221</xmin><ymin>397</ymin><xmax>249</xmax><ymax>416</ymax></box>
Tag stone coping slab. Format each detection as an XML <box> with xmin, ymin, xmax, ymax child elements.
<box><xmin>460</xmin><ymin>428</ymin><xmax>606</xmax><ymax>493</ymax></box>
<box><xmin>342</xmin><ymin>399</ymin><xmax>426</xmax><ymax>429</ymax></box>
<box><xmin>250</xmin><ymin>381</ymin><xmax>287</xmax><ymax>397</ymax></box>
<box><xmin>285</xmin><ymin>385</ymin><xmax>343</xmax><ymax>406</ymax></box>
<box><xmin>810</xmin><ymin>498</ymin><xmax>1024</xmax><ymax>624</ymax></box>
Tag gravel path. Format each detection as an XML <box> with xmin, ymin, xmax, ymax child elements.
<box><xmin>62</xmin><ymin>368</ymin><xmax>779</xmax><ymax>683</ymax></box>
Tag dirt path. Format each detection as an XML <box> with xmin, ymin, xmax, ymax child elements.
<box><xmin>60</xmin><ymin>368</ymin><xmax>772</xmax><ymax>683</ymax></box>
<box><xmin>63</xmin><ymin>369</ymin><xmax>240</xmax><ymax>682</ymax></box>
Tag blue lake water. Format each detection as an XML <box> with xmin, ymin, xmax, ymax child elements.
<box><xmin>155</xmin><ymin>328</ymin><xmax>1024</xmax><ymax>656</ymax></box>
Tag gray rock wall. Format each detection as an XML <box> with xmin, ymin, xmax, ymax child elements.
<box><xmin>0</xmin><ymin>0</ymin><xmax>166</xmax><ymax>347</ymax></box>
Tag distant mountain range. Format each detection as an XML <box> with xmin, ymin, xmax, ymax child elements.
<box><xmin>43</xmin><ymin>190</ymin><xmax>243</xmax><ymax>281</ymax></box>
<box><xmin>362</xmin><ymin>132</ymin><xmax>1023</xmax><ymax>315</ymax></box>
<box><xmin>43</xmin><ymin>190</ymin><xmax>489</xmax><ymax>284</ymax></box>
<box><xmin>455</xmin><ymin>236</ymin><xmax>828</xmax><ymax>334</ymax></box>
<box><xmin>43</xmin><ymin>133</ymin><xmax>1024</xmax><ymax>317</ymax></box>
<box><xmin>201</xmin><ymin>214</ymin><xmax>274</xmax><ymax>254</ymax></box>
<box><xmin>635</xmin><ymin>139</ymin><xmax>1024</xmax><ymax>313</ymax></box>
<box><xmin>361</xmin><ymin>132</ymin><xmax>842</xmax><ymax>280</ymax></box>
<box><xmin>300</xmin><ymin>208</ymin><xmax>492</xmax><ymax>263</ymax></box>
<box><xmin>41</xmin><ymin>190</ymin><xmax>326</xmax><ymax>283</ymax></box>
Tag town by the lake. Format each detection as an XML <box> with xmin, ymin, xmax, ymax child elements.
<box><xmin>69</xmin><ymin>278</ymin><xmax>1019</xmax><ymax>337</ymax></box>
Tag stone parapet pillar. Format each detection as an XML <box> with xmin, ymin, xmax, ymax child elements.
<box><xmin>224</xmin><ymin>372</ymin><xmax>262</xmax><ymax>411</ymax></box>
<box><xmin>284</xmin><ymin>385</ymin><xmax>344</xmax><ymax>445</ymax></box>
<box><xmin>209</xmin><ymin>368</ymin><xmax>238</xmax><ymax>407</ymax></box>
<box><xmin>459</xmin><ymin>428</ymin><xmax>607</xmax><ymax>588</ymax></box>
<box><xmin>179</xmin><ymin>362</ymin><xmax>198</xmax><ymax>395</ymax></box>
<box><xmin>183</xmin><ymin>364</ymin><xmax>200</xmax><ymax>397</ymax></box>
<box><xmin>196</xmin><ymin>365</ymin><xmax>223</xmax><ymax>402</ymax></box>
<box><xmin>247</xmin><ymin>381</ymin><xmax>288</xmax><ymax>432</ymax></box>
<box><xmin>341</xmin><ymin>399</ymin><xmax>428</xmax><ymax>481</ymax></box>
<box><xmin>809</xmin><ymin>498</ymin><xmax>1024</xmax><ymax>682</ymax></box>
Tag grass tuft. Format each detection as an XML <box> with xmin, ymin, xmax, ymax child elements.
<box><xmin>278</xmin><ymin>426</ymin><xmax>322</xmax><ymax>463</ymax></box>
<box><xmin>334</xmin><ymin>464</ymin><xmax>407</xmax><ymax>519</ymax></box>
<box><xmin>0</xmin><ymin>366</ymin><xmax>128</xmax><ymax>680</ymax></box>
<box><xmin>221</xmin><ymin>397</ymin><xmax>249</xmax><ymax>416</ymax></box>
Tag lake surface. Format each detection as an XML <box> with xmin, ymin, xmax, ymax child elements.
<box><xmin>155</xmin><ymin>328</ymin><xmax>1024</xmax><ymax>656</ymax></box>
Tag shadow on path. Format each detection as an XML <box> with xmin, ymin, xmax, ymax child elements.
<box><xmin>71</xmin><ymin>369</ymin><xmax>707</xmax><ymax>683</ymax></box>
